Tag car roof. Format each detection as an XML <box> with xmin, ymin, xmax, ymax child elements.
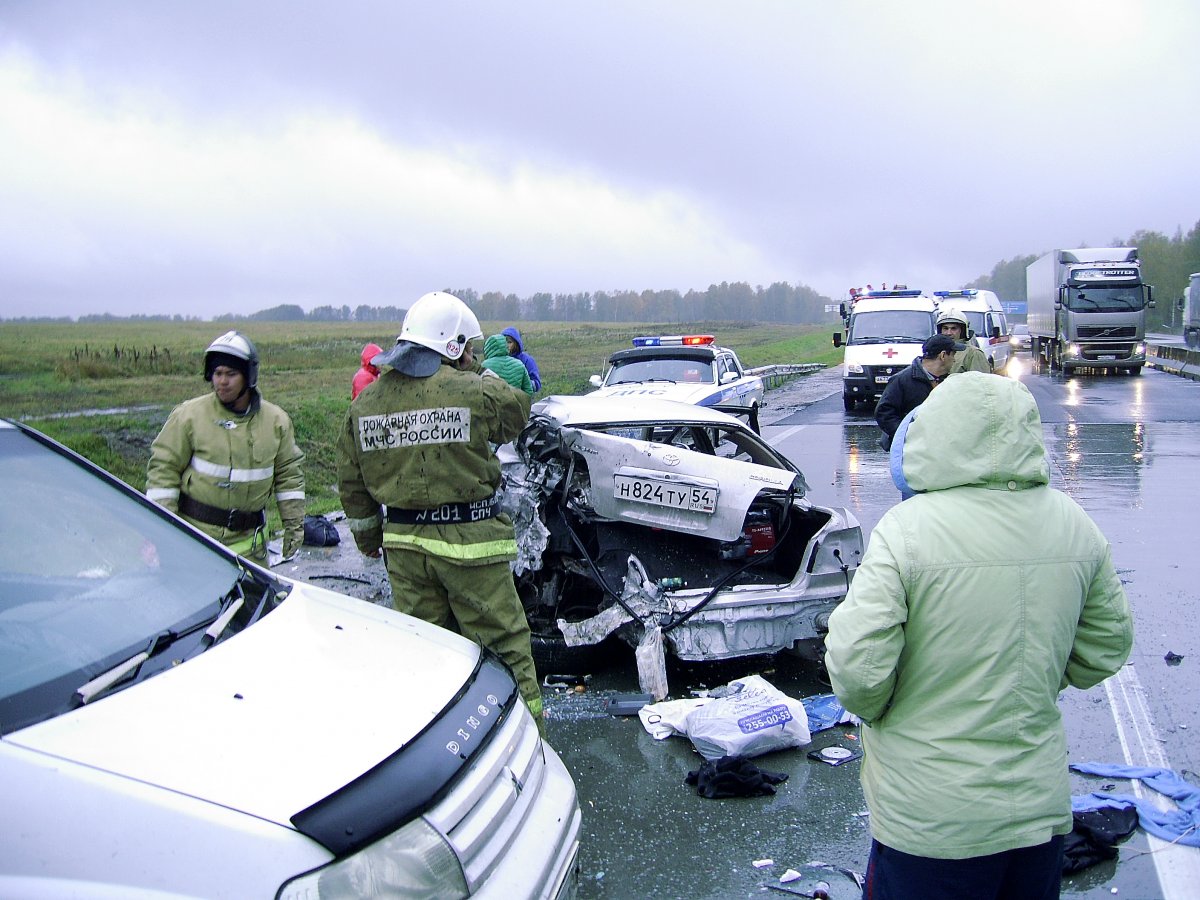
<box><xmin>532</xmin><ymin>393</ymin><xmax>746</xmax><ymax>428</ymax></box>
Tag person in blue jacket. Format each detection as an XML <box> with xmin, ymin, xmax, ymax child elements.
<box><xmin>502</xmin><ymin>326</ymin><xmax>541</xmax><ymax>392</ymax></box>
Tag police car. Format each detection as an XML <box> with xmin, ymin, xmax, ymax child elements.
<box><xmin>588</xmin><ymin>335</ymin><xmax>766</xmax><ymax>431</ymax></box>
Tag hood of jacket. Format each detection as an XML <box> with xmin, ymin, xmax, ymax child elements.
<box><xmin>484</xmin><ymin>333</ymin><xmax>511</xmax><ymax>360</ymax></box>
<box><xmin>897</xmin><ymin>371</ymin><xmax>1049</xmax><ymax>494</ymax></box>
<box><xmin>360</xmin><ymin>342</ymin><xmax>383</xmax><ymax>370</ymax></box>
<box><xmin>501</xmin><ymin>326</ymin><xmax>524</xmax><ymax>353</ymax></box>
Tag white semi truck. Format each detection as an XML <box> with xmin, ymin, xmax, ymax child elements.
<box><xmin>1180</xmin><ymin>272</ymin><xmax>1200</xmax><ymax>349</ymax></box>
<box><xmin>1026</xmin><ymin>248</ymin><xmax>1155</xmax><ymax>374</ymax></box>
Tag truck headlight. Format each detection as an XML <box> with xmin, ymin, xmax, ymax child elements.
<box><xmin>278</xmin><ymin>818</ymin><xmax>469</xmax><ymax>900</ymax></box>
<box><xmin>844</xmin><ymin>363</ymin><xmax>863</xmax><ymax>376</ymax></box>
<box><xmin>1134</xmin><ymin>343</ymin><xmax>1146</xmax><ymax>356</ymax></box>
<box><xmin>1065</xmin><ymin>343</ymin><xmax>1080</xmax><ymax>357</ymax></box>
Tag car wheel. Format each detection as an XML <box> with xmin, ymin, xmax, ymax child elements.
<box><xmin>842</xmin><ymin>394</ymin><xmax>855</xmax><ymax>412</ymax></box>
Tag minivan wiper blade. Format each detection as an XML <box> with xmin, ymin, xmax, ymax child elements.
<box><xmin>74</xmin><ymin>629</ymin><xmax>177</xmax><ymax>706</ymax></box>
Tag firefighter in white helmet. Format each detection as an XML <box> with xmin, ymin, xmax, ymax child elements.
<box><xmin>936</xmin><ymin>306</ymin><xmax>991</xmax><ymax>374</ymax></box>
<box><xmin>337</xmin><ymin>292</ymin><xmax>544</xmax><ymax>726</ymax></box>
<box><xmin>146</xmin><ymin>331</ymin><xmax>306</xmax><ymax>563</ymax></box>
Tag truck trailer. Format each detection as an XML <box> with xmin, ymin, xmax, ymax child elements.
<box><xmin>1026</xmin><ymin>248</ymin><xmax>1154</xmax><ymax>374</ymax></box>
<box><xmin>1181</xmin><ymin>272</ymin><xmax>1200</xmax><ymax>349</ymax></box>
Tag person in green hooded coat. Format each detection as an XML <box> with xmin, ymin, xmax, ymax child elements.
<box><xmin>480</xmin><ymin>333</ymin><xmax>534</xmax><ymax>394</ymax></box>
<box><xmin>825</xmin><ymin>372</ymin><xmax>1132</xmax><ymax>899</ymax></box>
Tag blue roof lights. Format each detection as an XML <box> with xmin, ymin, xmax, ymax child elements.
<box><xmin>933</xmin><ymin>290</ymin><xmax>979</xmax><ymax>298</ymax></box>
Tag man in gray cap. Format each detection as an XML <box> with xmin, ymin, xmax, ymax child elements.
<box><xmin>875</xmin><ymin>333</ymin><xmax>966</xmax><ymax>451</ymax></box>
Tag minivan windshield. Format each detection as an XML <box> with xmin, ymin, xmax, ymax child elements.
<box><xmin>0</xmin><ymin>426</ymin><xmax>246</xmax><ymax>733</ymax></box>
<box><xmin>848</xmin><ymin>310</ymin><xmax>934</xmax><ymax>344</ymax></box>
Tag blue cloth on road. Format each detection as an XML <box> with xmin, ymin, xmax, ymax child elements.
<box><xmin>1071</xmin><ymin>761</ymin><xmax>1200</xmax><ymax>847</ymax></box>
<box><xmin>802</xmin><ymin>693</ymin><xmax>854</xmax><ymax>733</ymax></box>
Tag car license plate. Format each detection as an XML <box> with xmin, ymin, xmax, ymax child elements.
<box><xmin>1098</xmin><ymin>354</ymin><xmax>1116</xmax><ymax>361</ymax></box>
<box><xmin>614</xmin><ymin>474</ymin><xmax>717</xmax><ymax>514</ymax></box>
<box><xmin>874</xmin><ymin>375</ymin><xmax>891</xmax><ymax>384</ymax></box>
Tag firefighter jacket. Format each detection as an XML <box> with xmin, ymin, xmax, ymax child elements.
<box><xmin>825</xmin><ymin>372</ymin><xmax>1132</xmax><ymax>860</ymax></box>
<box><xmin>146</xmin><ymin>390</ymin><xmax>306</xmax><ymax>557</ymax></box>
<box><xmin>950</xmin><ymin>343</ymin><xmax>991</xmax><ymax>374</ymax></box>
<box><xmin>337</xmin><ymin>363</ymin><xmax>532</xmax><ymax>565</ymax></box>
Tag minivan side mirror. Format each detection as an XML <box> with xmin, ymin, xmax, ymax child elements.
<box><xmin>833</xmin><ymin>333</ymin><xmax>843</xmax><ymax>348</ymax></box>
<box><xmin>589</xmin><ymin>374</ymin><xmax>602</xmax><ymax>387</ymax></box>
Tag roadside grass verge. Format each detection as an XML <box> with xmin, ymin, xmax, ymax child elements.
<box><xmin>1</xmin><ymin>320</ymin><xmax>838</xmax><ymax>515</ymax></box>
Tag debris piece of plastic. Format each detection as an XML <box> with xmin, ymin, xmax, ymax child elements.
<box><xmin>684</xmin><ymin>674</ymin><xmax>811</xmax><ymax>760</ymax></box>
<box><xmin>753</xmin><ymin>859</ymin><xmax>775</xmax><ymax>868</ymax></box>
<box><xmin>801</xmin><ymin>692</ymin><xmax>860</xmax><ymax>733</ymax></box>
<box><xmin>1165</xmin><ymin>651</ymin><xmax>1184</xmax><ymax>666</ymax></box>
<box><xmin>605</xmin><ymin>693</ymin><xmax>655</xmax><ymax>716</ymax></box>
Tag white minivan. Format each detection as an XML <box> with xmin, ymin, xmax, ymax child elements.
<box><xmin>833</xmin><ymin>290</ymin><xmax>938</xmax><ymax>411</ymax></box>
<box><xmin>0</xmin><ymin>420</ymin><xmax>580</xmax><ymax>900</ymax></box>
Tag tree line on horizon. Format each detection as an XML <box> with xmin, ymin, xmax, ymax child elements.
<box><xmin>5</xmin><ymin>219</ymin><xmax>1196</xmax><ymax>328</ymax></box>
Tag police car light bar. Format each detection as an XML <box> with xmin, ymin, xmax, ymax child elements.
<box><xmin>631</xmin><ymin>335</ymin><xmax>716</xmax><ymax>347</ymax></box>
<box><xmin>866</xmin><ymin>290</ymin><xmax>924</xmax><ymax>298</ymax></box>
<box><xmin>933</xmin><ymin>290</ymin><xmax>978</xmax><ymax>298</ymax></box>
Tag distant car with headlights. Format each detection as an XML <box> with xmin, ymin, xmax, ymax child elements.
<box><xmin>0</xmin><ymin>419</ymin><xmax>580</xmax><ymax>900</ymax></box>
<box><xmin>1010</xmin><ymin>323</ymin><xmax>1031</xmax><ymax>352</ymax></box>
<box><xmin>498</xmin><ymin>395</ymin><xmax>863</xmax><ymax>673</ymax></box>
<box><xmin>588</xmin><ymin>334</ymin><xmax>765</xmax><ymax>431</ymax></box>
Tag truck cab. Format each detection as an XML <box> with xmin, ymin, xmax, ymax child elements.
<box><xmin>934</xmin><ymin>289</ymin><xmax>1011</xmax><ymax>372</ymax></box>
<box><xmin>833</xmin><ymin>291</ymin><xmax>937</xmax><ymax>411</ymax></box>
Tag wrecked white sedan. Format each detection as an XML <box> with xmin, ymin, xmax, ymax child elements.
<box><xmin>498</xmin><ymin>395</ymin><xmax>863</xmax><ymax>680</ymax></box>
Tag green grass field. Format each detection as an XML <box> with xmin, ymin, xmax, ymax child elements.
<box><xmin>0</xmin><ymin>319</ymin><xmax>840</xmax><ymax>517</ymax></box>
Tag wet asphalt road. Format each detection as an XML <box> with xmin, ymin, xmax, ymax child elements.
<box><xmin>282</xmin><ymin>352</ymin><xmax>1200</xmax><ymax>899</ymax></box>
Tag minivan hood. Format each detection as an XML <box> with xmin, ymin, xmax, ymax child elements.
<box><xmin>6</xmin><ymin>584</ymin><xmax>480</xmax><ymax>827</ymax></box>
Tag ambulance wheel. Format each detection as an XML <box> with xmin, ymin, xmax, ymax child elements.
<box><xmin>843</xmin><ymin>394</ymin><xmax>855</xmax><ymax>412</ymax></box>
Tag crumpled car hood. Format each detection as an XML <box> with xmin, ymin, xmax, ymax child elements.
<box><xmin>6</xmin><ymin>584</ymin><xmax>479</xmax><ymax>827</ymax></box>
<box><xmin>589</xmin><ymin>382</ymin><xmax>731</xmax><ymax>408</ymax></box>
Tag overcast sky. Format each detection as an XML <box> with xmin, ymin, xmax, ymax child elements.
<box><xmin>2</xmin><ymin>1</ymin><xmax>1197</xmax><ymax>320</ymax></box>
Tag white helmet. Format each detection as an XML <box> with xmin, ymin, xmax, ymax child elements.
<box><xmin>936</xmin><ymin>306</ymin><xmax>970</xmax><ymax>334</ymax></box>
<box><xmin>204</xmin><ymin>330</ymin><xmax>259</xmax><ymax>390</ymax></box>
<box><xmin>399</xmin><ymin>292</ymin><xmax>482</xmax><ymax>361</ymax></box>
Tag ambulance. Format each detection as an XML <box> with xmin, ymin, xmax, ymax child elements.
<box><xmin>833</xmin><ymin>290</ymin><xmax>937</xmax><ymax>411</ymax></box>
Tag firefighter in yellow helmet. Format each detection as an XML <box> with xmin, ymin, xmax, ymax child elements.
<box><xmin>146</xmin><ymin>331</ymin><xmax>306</xmax><ymax>562</ymax></box>
<box><xmin>936</xmin><ymin>306</ymin><xmax>991</xmax><ymax>374</ymax></box>
<box><xmin>337</xmin><ymin>292</ymin><xmax>543</xmax><ymax>724</ymax></box>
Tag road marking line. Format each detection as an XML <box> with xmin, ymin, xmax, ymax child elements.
<box><xmin>1103</xmin><ymin>664</ymin><xmax>1200</xmax><ymax>896</ymax></box>
<box><xmin>764</xmin><ymin>424</ymin><xmax>807</xmax><ymax>446</ymax></box>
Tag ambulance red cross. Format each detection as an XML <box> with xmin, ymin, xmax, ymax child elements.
<box><xmin>588</xmin><ymin>334</ymin><xmax>766</xmax><ymax>431</ymax></box>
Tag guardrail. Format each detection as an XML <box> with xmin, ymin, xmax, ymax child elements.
<box><xmin>1147</xmin><ymin>344</ymin><xmax>1200</xmax><ymax>381</ymax></box>
<box><xmin>747</xmin><ymin>362</ymin><xmax>827</xmax><ymax>390</ymax></box>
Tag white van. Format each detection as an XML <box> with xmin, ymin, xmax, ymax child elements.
<box><xmin>0</xmin><ymin>420</ymin><xmax>581</xmax><ymax>900</ymax></box>
<box><xmin>934</xmin><ymin>289</ymin><xmax>1011</xmax><ymax>372</ymax></box>
<box><xmin>833</xmin><ymin>290</ymin><xmax>937</xmax><ymax>411</ymax></box>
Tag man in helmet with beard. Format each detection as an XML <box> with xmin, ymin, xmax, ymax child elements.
<box><xmin>147</xmin><ymin>331</ymin><xmax>306</xmax><ymax>563</ymax></box>
<box><xmin>936</xmin><ymin>306</ymin><xmax>991</xmax><ymax>374</ymax></box>
<box><xmin>337</xmin><ymin>292</ymin><xmax>543</xmax><ymax>726</ymax></box>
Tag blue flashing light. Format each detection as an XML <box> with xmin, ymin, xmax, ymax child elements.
<box><xmin>933</xmin><ymin>290</ymin><xmax>978</xmax><ymax>298</ymax></box>
<box><xmin>631</xmin><ymin>335</ymin><xmax>715</xmax><ymax>348</ymax></box>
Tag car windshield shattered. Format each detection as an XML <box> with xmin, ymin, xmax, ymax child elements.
<box><xmin>0</xmin><ymin>423</ymin><xmax>282</xmax><ymax>734</ymax></box>
<box><xmin>498</xmin><ymin>396</ymin><xmax>863</xmax><ymax>686</ymax></box>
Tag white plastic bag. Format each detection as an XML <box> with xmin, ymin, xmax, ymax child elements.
<box><xmin>683</xmin><ymin>674</ymin><xmax>811</xmax><ymax>759</ymax></box>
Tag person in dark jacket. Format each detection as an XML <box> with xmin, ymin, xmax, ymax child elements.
<box><xmin>501</xmin><ymin>326</ymin><xmax>541</xmax><ymax>392</ymax></box>
<box><xmin>874</xmin><ymin>333</ymin><xmax>963</xmax><ymax>450</ymax></box>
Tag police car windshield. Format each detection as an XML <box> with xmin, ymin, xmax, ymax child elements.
<box><xmin>849</xmin><ymin>311</ymin><xmax>934</xmax><ymax>344</ymax></box>
<box><xmin>608</xmin><ymin>358</ymin><xmax>713</xmax><ymax>385</ymax></box>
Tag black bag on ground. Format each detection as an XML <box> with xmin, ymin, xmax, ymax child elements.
<box><xmin>303</xmin><ymin>514</ymin><xmax>341</xmax><ymax>547</ymax></box>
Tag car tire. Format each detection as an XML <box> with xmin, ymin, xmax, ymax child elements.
<box><xmin>842</xmin><ymin>394</ymin><xmax>855</xmax><ymax>412</ymax></box>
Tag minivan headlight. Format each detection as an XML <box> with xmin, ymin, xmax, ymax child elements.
<box><xmin>844</xmin><ymin>363</ymin><xmax>863</xmax><ymax>376</ymax></box>
<box><xmin>278</xmin><ymin>818</ymin><xmax>469</xmax><ymax>900</ymax></box>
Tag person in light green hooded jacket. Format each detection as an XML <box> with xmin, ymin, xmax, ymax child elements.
<box><xmin>825</xmin><ymin>372</ymin><xmax>1132</xmax><ymax>898</ymax></box>
<box><xmin>480</xmin><ymin>333</ymin><xmax>534</xmax><ymax>394</ymax></box>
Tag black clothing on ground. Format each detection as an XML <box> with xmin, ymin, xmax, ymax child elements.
<box><xmin>684</xmin><ymin>755</ymin><xmax>789</xmax><ymax>799</ymax></box>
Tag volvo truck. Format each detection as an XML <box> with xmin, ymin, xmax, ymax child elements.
<box><xmin>1026</xmin><ymin>248</ymin><xmax>1154</xmax><ymax>374</ymax></box>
